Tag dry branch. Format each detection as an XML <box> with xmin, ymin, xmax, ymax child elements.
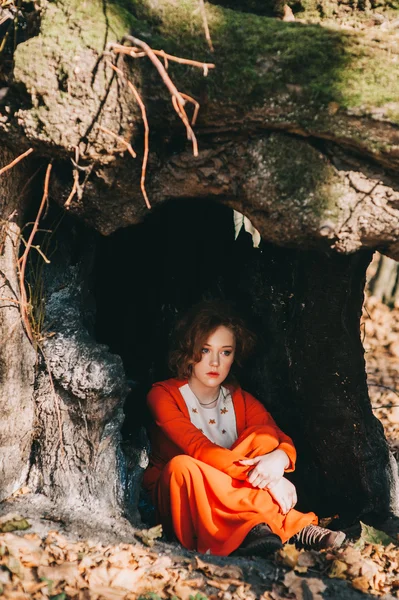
<box><xmin>110</xmin><ymin>43</ymin><xmax>215</xmax><ymax>75</ymax></box>
<box><xmin>109</xmin><ymin>63</ymin><xmax>151</xmax><ymax>209</ymax></box>
<box><xmin>117</xmin><ymin>36</ymin><xmax>202</xmax><ymax>156</ymax></box>
<box><xmin>108</xmin><ymin>37</ymin><xmax>214</xmax><ymax>207</ymax></box>
<box><xmin>0</xmin><ymin>148</ymin><xmax>34</xmax><ymax>176</ymax></box>
<box><xmin>18</xmin><ymin>163</ymin><xmax>52</xmax><ymax>343</ymax></box>
<box><xmin>98</xmin><ymin>125</ymin><xmax>137</xmax><ymax>158</ymax></box>
<box><xmin>64</xmin><ymin>169</ymin><xmax>79</xmax><ymax>209</ymax></box>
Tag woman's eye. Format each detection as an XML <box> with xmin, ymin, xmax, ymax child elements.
<box><xmin>222</xmin><ymin>351</ymin><xmax>231</xmax><ymax>356</ymax></box>
<box><xmin>201</xmin><ymin>348</ymin><xmax>209</xmax><ymax>354</ymax></box>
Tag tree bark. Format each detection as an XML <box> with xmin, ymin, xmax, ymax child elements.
<box><xmin>0</xmin><ymin>148</ymin><xmax>36</xmax><ymax>500</ymax></box>
<box><xmin>237</xmin><ymin>244</ymin><xmax>399</xmax><ymax>523</ymax></box>
<box><xmin>26</xmin><ymin>222</ymin><xmax>130</xmax><ymax>515</ymax></box>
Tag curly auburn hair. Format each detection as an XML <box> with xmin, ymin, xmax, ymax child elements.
<box><xmin>168</xmin><ymin>300</ymin><xmax>256</xmax><ymax>383</ymax></box>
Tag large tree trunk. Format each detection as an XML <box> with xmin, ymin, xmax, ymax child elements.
<box><xmin>247</xmin><ymin>247</ymin><xmax>399</xmax><ymax>523</ymax></box>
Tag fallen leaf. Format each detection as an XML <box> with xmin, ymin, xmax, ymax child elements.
<box><xmin>90</xmin><ymin>584</ymin><xmax>128</xmax><ymax>599</ymax></box>
<box><xmin>352</xmin><ymin>575</ymin><xmax>370</xmax><ymax>592</ymax></box>
<box><xmin>295</xmin><ymin>551</ymin><xmax>316</xmax><ymax>573</ymax></box>
<box><xmin>284</xmin><ymin>571</ymin><xmax>326</xmax><ymax>600</ymax></box>
<box><xmin>0</xmin><ymin>513</ymin><xmax>30</xmax><ymax>533</ymax></box>
<box><xmin>3</xmin><ymin>533</ymin><xmax>43</xmax><ymax>567</ymax></box>
<box><xmin>85</xmin><ymin>565</ymin><xmax>110</xmax><ymax>587</ymax></box>
<box><xmin>329</xmin><ymin>559</ymin><xmax>348</xmax><ymax>579</ymax></box>
<box><xmin>6</xmin><ymin>555</ymin><xmax>25</xmax><ymax>578</ymax></box>
<box><xmin>195</xmin><ymin>557</ymin><xmax>242</xmax><ymax>580</ymax></box>
<box><xmin>109</xmin><ymin>566</ymin><xmax>145</xmax><ymax>590</ymax></box>
<box><xmin>206</xmin><ymin>578</ymin><xmax>230</xmax><ymax>591</ymax></box>
<box><xmin>38</xmin><ymin>563</ymin><xmax>80</xmax><ymax>587</ymax></box>
<box><xmin>355</xmin><ymin>522</ymin><xmax>394</xmax><ymax>548</ymax></box>
<box><xmin>278</xmin><ymin>544</ymin><xmax>301</xmax><ymax>569</ymax></box>
<box><xmin>135</xmin><ymin>525</ymin><xmax>163</xmax><ymax>547</ymax></box>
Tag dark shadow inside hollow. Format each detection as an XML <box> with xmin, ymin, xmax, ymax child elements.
<box><xmin>94</xmin><ymin>198</ymin><xmax>394</xmax><ymax>526</ymax></box>
<box><xmin>94</xmin><ymin>198</ymin><xmax>262</xmax><ymax>438</ymax></box>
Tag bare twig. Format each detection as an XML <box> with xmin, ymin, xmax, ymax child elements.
<box><xmin>18</xmin><ymin>163</ymin><xmax>52</xmax><ymax>343</ymax></box>
<box><xmin>110</xmin><ymin>43</ymin><xmax>215</xmax><ymax>75</ymax></box>
<box><xmin>198</xmin><ymin>0</ymin><xmax>214</xmax><ymax>52</ymax></box>
<box><xmin>64</xmin><ymin>169</ymin><xmax>79</xmax><ymax>209</ymax></box>
<box><xmin>0</xmin><ymin>148</ymin><xmax>34</xmax><ymax>176</ymax></box>
<box><xmin>180</xmin><ymin>92</ymin><xmax>200</xmax><ymax>125</ymax></box>
<box><xmin>98</xmin><ymin>125</ymin><xmax>137</xmax><ymax>158</ymax></box>
<box><xmin>119</xmin><ymin>36</ymin><xmax>199</xmax><ymax>156</ymax></box>
<box><xmin>110</xmin><ymin>63</ymin><xmax>151</xmax><ymax>209</ymax></box>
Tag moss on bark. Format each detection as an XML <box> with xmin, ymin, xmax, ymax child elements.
<box><xmin>7</xmin><ymin>0</ymin><xmax>399</xmax><ymax>164</ymax></box>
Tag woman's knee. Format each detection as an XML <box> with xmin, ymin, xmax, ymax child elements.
<box><xmin>165</xmin><ymin>454</ymin><xmax>196</xmax><ymax>476</ymax></box>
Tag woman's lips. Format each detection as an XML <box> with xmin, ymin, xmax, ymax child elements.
<box><xmin>207</xmin><ymin>372</ymin><xmax>219</xmax><ymax>377</ymax></box>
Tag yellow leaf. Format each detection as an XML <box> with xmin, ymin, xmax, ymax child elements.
<box><xmin>329</xmin><ymin>559</ymin><xmax>348</xmax><ymax>580</ymax></box>
<box><xmin>279</xmin><ymin>544</ymin><xmax>301</xmax><ymax>568</ymax></box>
<box><xmin>134</xmin><ymin>524</ymin><xmax>163</xmax><ymax>547</ymax></box>
<box><xmin>352</xmin><ymin>575</ymin><xmax>370</xmax><ymax>592</ymax></box>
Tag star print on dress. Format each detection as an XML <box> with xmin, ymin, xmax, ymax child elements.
<box><xmin>222</xmin><ymin>429</ymin><xmax>227</xmax><ymax>434</ymax></box>
<box><xmin>192</xmin><ymin>408</ymin><xmax>198</xmax><ymax>413</ymax></box>
<box><xmin>220</xmin><ymin>407</ymin><xmax>228</xmax><ymax>414</ymax></box>
<box><xmin>209</xmin><ymin>419</ymin><xmax>216</xmax><ymax>425</ymax></box>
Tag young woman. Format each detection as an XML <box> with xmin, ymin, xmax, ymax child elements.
<box><xmin>143</xmin><ymin>302</ymin><xmax>345</xmax><ymax>557</ymax></box>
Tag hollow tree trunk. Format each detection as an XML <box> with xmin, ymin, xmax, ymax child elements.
<box><xmin>0</xmin><ymin>148</ymin><xmax>36</xmax><ymax>500</ymax></box>
<box><xmin>239</xmin><ymin>244</ymin><xmax>399</xmax><ymax>524</ymax></box>
<box><xmin>26</xmin><ymin>221</ymin><xmax>131</xmax><ymax>516</ymax></box>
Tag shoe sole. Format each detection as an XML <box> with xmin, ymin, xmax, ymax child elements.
<box><xmin>233</xmin><ymin>535</ymin><xmax>283</xmax><ymax>557</ymax></box>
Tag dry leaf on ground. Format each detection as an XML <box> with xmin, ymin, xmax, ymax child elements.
<box><xmin>284</xmin><ymin>571</ymin><xmax>326</xmax><ymax>600</ymax></box>
<box><xmin>134</xmin><ymin>524</ymin><xmax>163</xmax><ymax>547</ymax></box>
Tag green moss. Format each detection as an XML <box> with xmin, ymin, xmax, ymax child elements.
<box><xmin>109</xmin><ymin>0</ymin><xmax>399</xmax><ymax>121</ymax></box>
<box><xmin>260</xmin><ymin>134</ymin><xmax>342</xmax><ymax>220</ymax></box>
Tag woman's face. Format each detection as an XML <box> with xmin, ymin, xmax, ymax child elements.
<box><xmin>190</xmin><ymin>325</ymin><xmax>236</xmax><ymax>390</ymax></box>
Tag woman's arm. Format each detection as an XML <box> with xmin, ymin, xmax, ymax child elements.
<box><xmin>244</xmin><ymin>391</ymin><xmax>297</xmax><ymax>471</ymax></box>
<box><xmin>147</xmin><ymin>385</ymin><xmax>281</xmax><ymax>480</ymax></box>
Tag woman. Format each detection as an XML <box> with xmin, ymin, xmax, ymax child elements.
<box><xmin>143</xmin><ymin>301</ymin><xmax>345</xmax><ymax>557</ymax></box>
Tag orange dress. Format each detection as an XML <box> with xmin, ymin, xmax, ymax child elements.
<box><xmin>143</xmin><ymin>378</ymin><xmax>317</xmax><ymax>556</ymax></box>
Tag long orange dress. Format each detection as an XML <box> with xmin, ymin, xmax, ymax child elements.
<box><xmin>143</xmin><ymin>378</ymin><xmax>317</xmax><ymax>556</ymax></box>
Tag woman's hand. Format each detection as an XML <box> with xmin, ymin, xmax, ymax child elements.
<box><xmin>267</xmin><ymin>478</ymin><xmax>297</xmax><ymax>514</ymax></box>
<box><xmin>238</xmin><ymin>449</ymin><xmax>289</xmax><ymax>489</ymax></box>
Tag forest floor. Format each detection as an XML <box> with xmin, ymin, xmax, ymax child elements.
<box><xmin>1</xmin><ymin>295</ymin><xmax>399</xmax><ymax>600</ymax></box>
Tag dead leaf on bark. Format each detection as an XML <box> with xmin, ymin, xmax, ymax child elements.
<box><xmin>284</xmin><ymin>571</ymin><xmax>326</xmax><ymax>600</ymax></box>
<box><xmin>0</xmin><ymin>514</ymin><xmax>30</xmax><ymax>533</ymax></box>
<box><xmin>195</xmin><ymin>556</ymin><xmax>243</xmax><ymax>579</ymax></box>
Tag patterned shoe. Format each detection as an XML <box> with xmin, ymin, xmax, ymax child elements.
<box><xmin>233</xmin><ymin>523</ymin><xmax>283</xmax><ymax>557</ymax></box>
<box><xmin>292</xmin><ymin>524</ymin><xmax>346</xmax><ymax>550</ymax></box>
